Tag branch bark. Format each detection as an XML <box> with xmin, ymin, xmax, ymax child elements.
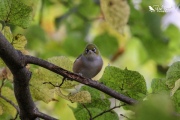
<box><xmin>0</xmin><ymin>32</ymin><xmax>57</xmax><ymax>120</ymax></box>
<box><xmin>24</xmin><ymin>56</ymin><xmax>137</xmax><ymax>105</ymax></box>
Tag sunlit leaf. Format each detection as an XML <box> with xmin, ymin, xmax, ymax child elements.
<box><xmin>30</xmin><ymin>85</ymin><xmax>57</xmax><ymax>103</ymax></box>
<box><xmin>0</xmin><ymin>87</ymin><xmax>17</xmax><ymax>117</ymax></box>
<box><xmin>172</xmin><ymin>90</ymin><xmax>180</xmax><ymax>112</ymax></box>
<box><xmin>170</xmin><ymin>78</ymin><xmax>180</xmax><ymax>96</ymax></box>
<box><xmin>68</xmin><ymin>91</ymin><xmax>91</xmax><ymax>103</ymax></box>
<box><xmin>71</xmin><ymin>85</ymin><xmax>119</xmax><ymax>120</ymax></box>
<box><xmin>166</xmin><ymin>61</ymin><xmax>180</xmax><ymax>88</ymax></box>
<box><xmin>0</xmin><ymin>26</ymin><xmax>13</xmax><ymax>42</ymax></box>
<box><xmin>151</xmin><ymin>78</ymin><xmax>169</xmax><ymax>93</ymax></box>
<box><xmin>0</xmin><ymin>27</ymin><xmax>27</xmax><ymax>67</ymax></box>
<box><xmin>100</xmin><ymin>0</ymin><xmax>130</xmax><ymax>33</ymax></box>
<box><xmin>30</xmin><ymin>56</ymin><xmax>78</xmax><ymax>103</ymax></box>
<box><xmin>100</xmin><ymin>66</ymin><xmax>147</xmax><ymax>100</ymax></box>
<box><xmin>71</xmin><ymin>99</ymin><xmax>118</xmax><ymax>120</ymax></box>
<box><xmin>0</xmin><ymin>106</ymin><xmax>2</xmax><ymax>115</ymax></box>
<box><xmin>164</xmin><ymin>24</ymin><xmax>180</xmax><ymax>54</ymax></box>
<box><xmin>81</xmin><ymin>86</ymin><xmax>105</xmax><ymax>100</ymax></box>
<box><xmin>12</xmin><ymin>34</ymin><xmax>27</xmax><ymax>51</ymax></box>
<box><xmin>0</xmin><ymin>0</ymin><xmax>32</xmax><ymax>28</ymax></box>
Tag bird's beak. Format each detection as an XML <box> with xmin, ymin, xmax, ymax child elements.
<box><xmin>88</xmin><ymin>50</ymin><xmax>93</xmax><ymax>54</ymax></box>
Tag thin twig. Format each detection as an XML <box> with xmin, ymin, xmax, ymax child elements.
<box><xmin>43</xmin><ymin>77</ymin><xmax>66</xmax><ymax>87</ymax></box>
<box><xmin>0</xmin><ymin>94</ymin><xmax>20</xmax><ymax>113</ymax></box>
<box><xmin>34</xmin><ymin>111</ymin><xmax>58</xmax><ymax>120</ymax></box>
<box><xmin>120</xmin><ymin>114</ymin><xmax>130</xmax><ymax>120</ymax></box>
<box><xmin>0</xmin><ymin>79</ymin><xmax>5</xmax><ymax>94</ymax></box>
<box><xmin>10</xmin><ymin>112</ymin><xmax>19</xmax><ymax>120</ymax></box>
<box><xmin>82</xmin><ymin>104</ymin><xmax>93</xmax><ymax>120</ymax></box>
<box><xmin>92</xmin><ymin>104</ymin><xmax>126</xmax><ymax>119</ymax></box>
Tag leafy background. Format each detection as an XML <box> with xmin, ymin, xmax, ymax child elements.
<box><xmin>0</xmin><ymin>0</ymin><xmax>180</xmax><ymax>120</ymax></box>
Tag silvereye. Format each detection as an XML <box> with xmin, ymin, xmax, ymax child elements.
<box><xmin>73</xmin><ymin>44</ymin><xmax>103</xmax><ymax>78</ymax></box>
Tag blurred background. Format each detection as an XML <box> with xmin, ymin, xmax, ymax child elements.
<box><xmin>6</xmin><ymin>0</ymin><xmax>180</xmax><ymax>119</ymax></box>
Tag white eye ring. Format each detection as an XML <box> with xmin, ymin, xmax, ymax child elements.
<box><xmin>92</xmin><ymin>48</ymin><xmax>96</xmax><ymax>53</ymax></box>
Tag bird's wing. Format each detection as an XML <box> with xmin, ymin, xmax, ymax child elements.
<box><xmin>74</xmin><ymin>54</ymin><xmax>82</xmax><ymax>63</ymax></box>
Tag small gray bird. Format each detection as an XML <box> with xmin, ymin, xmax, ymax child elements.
<box><xmin>73</xmin><ymin>44</ymin><xmax>103</xmax><ymax>78</ymax></box>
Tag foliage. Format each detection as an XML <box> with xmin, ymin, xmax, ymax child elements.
<box><xmin>0</xmin><ymin>0</ymin><xmax>180</xmax><ymax>120</ymax></box>
<box><xmin>100</xmin><ymin>66</ymin><xmax>147</xmax><ymax>101</ymax></box>
<box><xmin>71</xmin><ymin>86</ymin><xmax>119</xmax><ymax>120</ymax></box>
<box><xmin>0</xmin><ymin>0</ymin><xmax>32</xmax><ymax>28</ymax></box>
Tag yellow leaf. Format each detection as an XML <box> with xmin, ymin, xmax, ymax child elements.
<box><xmin>68</xmin><ymin>91</ymin><xmax>91</xmax><ymax>103</ymax></box>
<box><xmin>12</xmin><ymin>34</ymin><xmax>27</xmax><ymax>51</ymax></box>
<box><xmin>0</xmin><ymin>106</ymin><xmax>3</xmax><ymax>115</ymax></box>
<box><xmin>0</xmin><ymin>87</ymin><xmax>17</xmax><ymax>117</ymax></box>
<box><xmin>1</xmin><ymin>26</ymin><xmax>13</xmax><ymax>42</ymax></box>
<box><xmin>100</xmin><ymin>0</ymin><xmax>130</xmax><ymax>33</ymax></box>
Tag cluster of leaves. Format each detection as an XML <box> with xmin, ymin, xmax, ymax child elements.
<box><xmin>0</xmin><ymin>0</ymin><xmax>180</xmax><ymax>120</ymax></box>
<box><xmin>71</xmin><ymin>66</ymin><xmax>147</xmax><ymax>120</ymax></box>
<box><xmin>0</xmin><ymin>0</ymin><xmax>31</xmax><ymax>118</ymax></box>
<box><xmin>129</xmin><ymin>0</ymin><xmax>180</xmax><ymax>64</ymax></box>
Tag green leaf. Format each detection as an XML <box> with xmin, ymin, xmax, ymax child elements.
<box><xmin>68</xmin><ymin>91</ymin><xmax>91</xmax><ymax>103</ymax></box>
<box><xmin>129</xmin><ymin>1</ymin><xmax>171</xmax><ymax>64</ymax></box>
<box><xmin>0</xmin><ymin>0</ymin><xmax>33</xmax><ymax>28</ymax></box>
<box><xmin>30</xmin><ymin>80</ymin><xmax>58</xmax><ymax>103</ymax></box>
<box><xmin>94</xmin><ymin>33</ymin><xmax>119</xmax><ymax>58</ymax></box>
<box><xmin>42</xmin><ymin>56</ymin><xmax>78</xmax><ymax>88</ymax></box>
<box><xmin>12</xmin><ymin>34</ymin><xmax>27</xmax><ymax>51</ymax></box>
<box><xmin>172</xmin><ymin>90</ymin><xmax>180</xmax><ymax>112</ymax></box>
<box><xmin>62</xmin><ymin>32</ymin><xmax>87</xmax><ymax>57</ymax></box>
<box><xmin>141</xmin><ymin>38</ymin><xmax>170</xmax><ymax>64</ymax></box>
<box><xmin>72</xmin><ymin>99</ymin><xmax>118</xmax><ymax>120</ymax></box>
<box><xmin>170</xmin><ymin>78</ymin><xmax>180</xmax><ymax>96</ymax></box>
<box><xmin>151</xmin><ymin>78</ymin><xmax>169</xmax><ymax>93</ymax></box>
<box><xmin>0</xmin><ymin>27</ymin><xmax>27</xmax><ymax>67</ymax></box>
<box><xmin>0</xmin><ymin>106</ymin><xmax>2</xmax><ymax>115</ymax></box>
<box><xmin>78</xmin><ymin>0</ymin><xmax>100</xmax><ymax>19</ymax></box>
<box><xmin>30</xmin><ymin>56</ymin><xmax>78</xmax><ymax>103</ymax></box>
<box><xmin>166</xmin><ymin>61</ymin><xmax>180</xmax><ymax>88</ymax></box>
<box><xmin>80</xmin><ymin>86</ymin><xmax>104</xmax><ymax>100</ymax></box>
<box><xmin>0</xmin><ymin>26</ymin><xmax>13</xmax><ymax>67</ymax></box>
<box><xmin>99</xmin><ymin>66</ymin><xmax>147</xmax><ymax>100</ymax></box>
<box><xmin>0</xmin><ymin>26</ymin><xmax>13</xmax><ymax>42</ymax></box>
<box><xmin>0</xmin><ymin>87</ymin><xmax>17</xmax><ymax>117</ymax></box>
<box><xmin>164</xmin><ymin>24</ymin><xmax>180</xmax><ymax>54</ymax></box>
<box><xmin>133</xmin><ymin>94</ymin><xmax>176</xmax><ymax>120</ymax></box>
<box><xmin>71</xmin><ymin>86</ymin><xmax>119</xmax><ymax>120</ymax></box>
<box><xmin>144</xmin><ymin>12</ymin><xmax>164</xmax><ymax>40</ymax></box>
<box><xmin>100</xmin><ymin>0</ymin><xmax>130</xmax><ymax>33</ymax></box>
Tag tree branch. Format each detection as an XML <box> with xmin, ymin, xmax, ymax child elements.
<box><xmin>0</xmin><ymin>32</ymin><xmax>57</xmax><ymax>120</ymax></box>
<box><xmin>25</xmin><ymin>55</ymin><xmax>137</xmax><ymax>105</ymax></box>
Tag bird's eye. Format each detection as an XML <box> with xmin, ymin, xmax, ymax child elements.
<box><xmin>92</xmin><ymin>48</ymin><xmax>96</xmax><ymax>53</ymax></box>
<box><xmin>85</xmin><ymin>49</ymin><xmax>89</xmax><ymax>54</ymax></box>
